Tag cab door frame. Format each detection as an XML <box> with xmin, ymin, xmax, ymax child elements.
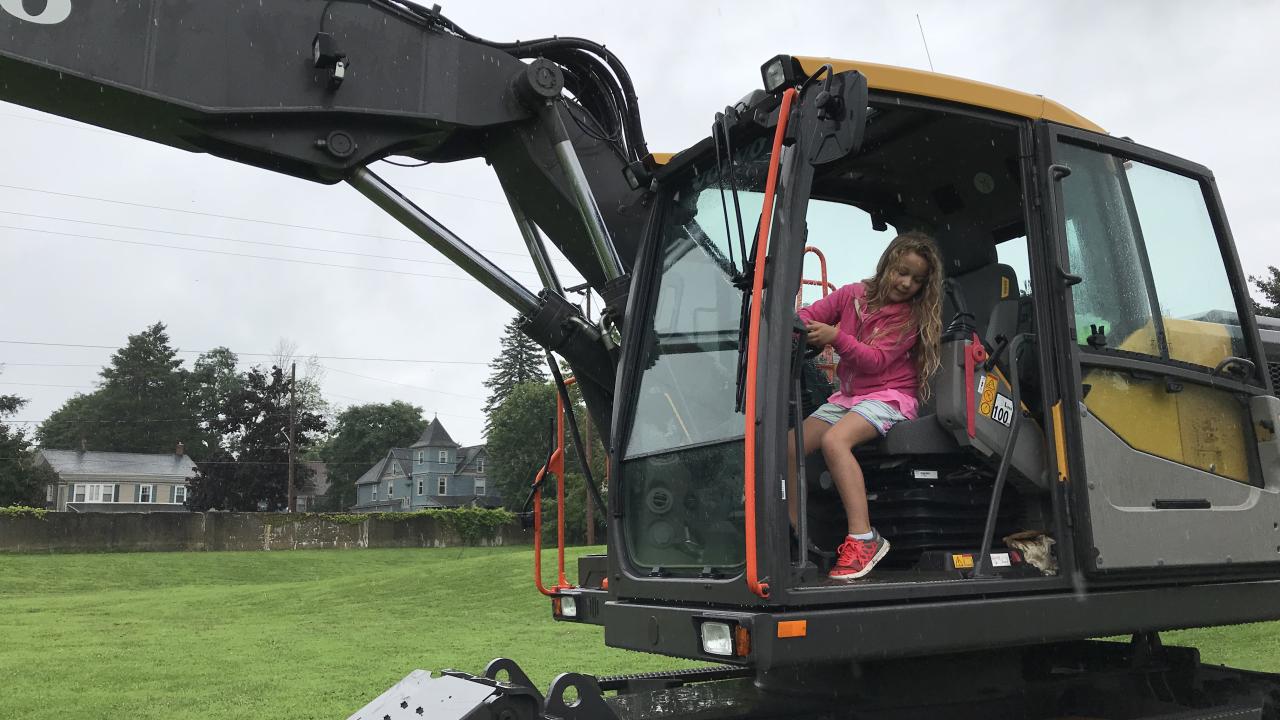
<box><xmin>1039</xmin><ymin>121</ymin><xmax>1277</xmax><ymax>579</ymax></box>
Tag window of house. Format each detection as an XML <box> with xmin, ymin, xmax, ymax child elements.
<box><xmin>73</xmin><ymin>483</ymin><xmax>116</xmax><ymax>503</ymax></box>
<box><xmin>417</xmin><ymin>451</ymin><xmax>424</xmax><ymax>463</ymax></box>
<box><xmin>371</xmin><ymin>485</ymin><xmax>377</xmax><ymax>501</ymax></box>
<box><xmin>417</xmin><ymin>479</ymin><xmax>424</xmax><ymax>495</ymax></box>
<box><xmin>438</xmin><ymin>450</ymin><xmax>447</xmax><ymax>463</ymax></box>
<box><xmin>139</xmin><ymin>485</ymin><xmax>154</xmax><ymax>503</ymax></box>
<box><xmin>437</xmin><ymin>477</ymin><xmax>447</xmax><ymax>495</ymax></box>
<box><xmin>173</xmin><ymin>486</ymin><xmax>187</xmax><ymax>505</ymax></box>
<box><xmin>474</xmin><ymin>478</ymin><xmax>486</xmax><ymax>496</ymax></box>
<box><xmin>46</xmin><ymin>485</ymin><xmax>54</xmax><ymax>502</ymax></box>
<box><xmin>387</xmin><ymin>481</ymin><xmax>394</xmax><ymax>497</ymax></box>
<box><xmin>476</xmin><ymin>458</ymin><xmax>484</xmax><ymax>473</ymax></box>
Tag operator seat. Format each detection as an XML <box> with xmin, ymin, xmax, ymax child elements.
<box><xmin>874</xmin><ymin>241</ymin><xmax>1044</xmax><ymax>490</ymax></box>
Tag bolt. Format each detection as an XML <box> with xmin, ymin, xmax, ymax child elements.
<box><xmin>534</xmin><ymin>65</ymin><xmax>558</xmax><ymax>90</ymax></box>
<box><xmin>320</xmin><ymin>131</ymin><xmax>357</xmax><ymax>159</ymax></box>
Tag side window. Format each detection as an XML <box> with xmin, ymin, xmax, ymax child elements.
<box><xmin>1125</xmin><ymin>161</ymin><xmax>1247</xmax><ymax>365</ymax></box>
<box><xmin>1059</xmin><ymin>143</ymin><xmax>1247</xmax><ymax>367</ymax></box>
<box><xmin>996</xmin><ymin>237</ymin><xmax>1032</xmax><ymax>296</ymax></box>
<box><xmin>799</xmin><ymin>200</ymin><xmax>890</xmax><ymax>305</ymax></box>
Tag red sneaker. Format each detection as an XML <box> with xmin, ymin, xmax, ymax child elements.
<box><xmin>829</xmin><ymin>533</ymin><xmax>890</xmax><ymax>581</ymax></box>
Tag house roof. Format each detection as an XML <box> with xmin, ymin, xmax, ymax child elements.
<box><xmin>39</xmin><ymin>449</ymin><xmax>198</xmax><ymax>479</ymax></box>
<box><xmin>389</xmin><ymin>448</ymin><xmax>413</xmax><ymax>475</ymax></box>
<box><xmin>354</xmin><ymin>457</ymin><xmax>386</xmax><ymax>487</ymax></box>
<box><xmin>409</xmin><ymin>418</ymin><xmax>459</xmax><ymax>449</ymax></box>
<box><xmin>457</xmin><ymin>445</ymin><xmax>485</xmax><ymax>472</ymax></box>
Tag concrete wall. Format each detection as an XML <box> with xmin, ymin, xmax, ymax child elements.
<box><xmin>0</xmin><ymin>512</ymin><xmax>529</xmax><ymax>553</ymax></box>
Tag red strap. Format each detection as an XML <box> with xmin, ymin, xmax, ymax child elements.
<box><xmin>964</xmin><ymin>333</ymin><xmax>989</xmax><ymax>439</ymax></box>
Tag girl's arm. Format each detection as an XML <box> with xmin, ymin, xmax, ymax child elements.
<box><xmin>797</xmin><ymin>284</ymin><xmax>852</xmax><ymax>326</ymax></box>
<box><xmin>832</xmin><ymin>325</ymin><xmax>917</xmax><ymax>375</ymax></box>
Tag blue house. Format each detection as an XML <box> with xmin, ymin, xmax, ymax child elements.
<box><xmin>350</xmin><ymin>418</ymin><xmax>497</xmax><ymax>512</ymax></box>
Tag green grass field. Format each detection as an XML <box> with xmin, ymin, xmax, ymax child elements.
<box><xmin>2</xmin><ymin>547</ymin><xmax>1279</xmax><ymax>720</ymax></box>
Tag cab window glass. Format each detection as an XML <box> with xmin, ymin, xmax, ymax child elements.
<box><xmin>1058</xmin><ymin>144</ymin><xmax>1158</xmax><ymax>356</ymax></box>
<box><xmin>1124</xmin><ymin>160</ymin><xmax>1247</xmax><ymax>365</ymax></box>
<box><xmin>799</xmin><ymin>201</ymin><xmax>889</xmax><ymax>306</ymax></box>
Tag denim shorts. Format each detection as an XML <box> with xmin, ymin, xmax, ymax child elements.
<box><xmin>810</xmin><ymin>400</ymin><xmax>908</xmax><ymax>437</ymax></box>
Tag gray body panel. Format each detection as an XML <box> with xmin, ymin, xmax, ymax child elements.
<box><xmin>1080</xmin><ymin>404</ymin><xmax>1280</xmax><ymax>570</ymax></box>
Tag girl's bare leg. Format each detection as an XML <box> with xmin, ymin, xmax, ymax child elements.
<box><xmin>819</xmin><ymin>412</ymin><xmax>881</xmax><ymax>536</ymax></box>
<box><xmin>787</xmin><ymin>416</ymin><xmax>831</xmax><ymax>527</ymax></box>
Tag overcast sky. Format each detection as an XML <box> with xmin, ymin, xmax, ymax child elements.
<box><xmin>1</xmin><ymin>0</ymin><xmax>1277</xmax><ymax>448</ymax></box>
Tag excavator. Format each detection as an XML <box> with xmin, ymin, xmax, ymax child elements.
<box><xmin>5</xmin><ymin>2</ymin><xmax>1280</xmax><ymax>718</ymax></box>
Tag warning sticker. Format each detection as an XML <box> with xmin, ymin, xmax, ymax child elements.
<box><xmin>990</xmin><ymin>553</ymin><xmax>1012</xmax><ymax>568</ymax></box>
<box><xmin>991</xmin><ymin>394</ymin><xmax>1014</xmax><ymax>427</ymax></box>
<box><xmin>912</xmin><ymin>469</ymin><xmax>939</xmax><ymax>480</ymax></box>
<box><xmin>952</xmin><ymin>553</ymin><xmax>974</xmax><ymax>569</ymax></box>
<box><xmin>978</xmin><ymin>373</ymin><xmax>999</xmax><ymax>417</ymax></box>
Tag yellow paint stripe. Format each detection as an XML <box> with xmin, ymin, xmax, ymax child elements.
<box><xmin>1052</xmin><ymin>401</ymin><xmax>1069</xmax><ymax>483</ymax></box>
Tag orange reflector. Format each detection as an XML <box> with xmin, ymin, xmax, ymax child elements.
<box><xmin>552</xmin><ymin>597</ymin><xmax>562</xmax><ymax>616</ymax></box>
<box><xmin>776</xmin><ymin>620</ymin><xmax>807</xmax><ymax>638</ymax></box>
<box><xmin>734</xmin><ymin>625</ymin><xmax>752</xmax><ymax>657</ymax></box>
<box><xmin>601</xmin><ymin>577</ymin><xmax>609</xmax><ymax>590</ymax></box>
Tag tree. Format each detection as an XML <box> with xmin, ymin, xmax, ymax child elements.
<box><xmin>187</xmin><ymin>347</ymin><xmax>244</xmax><ymax>453</ymax></box>
<box><xmin>0</xmin><ymin>394</ymin><xmax>58</xmax><ymax>507</ymax></box>
<box><xmin>320</xmin><ymin>401</ymin><xmax>429</xmax><ymax>510</ymax></box>
<box><xmin>186</xmin><ymin>366</ymin><xmax>327</xmax><ymax>511</ymax></box>
<box><xmin>482</xmin><ymin>317</ymin><xmax>546</xmax><ymax>434</ymax></box>
<box><xmin>486</xmin><ymin>382</ymin><xmax>557</xmax><ymax>509</ymax></box>
<box><xmin>485</xmin><ymin>380</ymin><xmax>606</xmax><ymax>545</ymax></box>
<box><xmin>1250</xmin><ymin>266</ymin><xmax>1280</xmax><ymax>319</ymax></box>
<box><xmin>37</xmin><ymin>323</ymin><xmax>204</xmax><ymax>456</ymax></box>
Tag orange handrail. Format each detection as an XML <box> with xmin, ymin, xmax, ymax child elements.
<box><xmin>532</xmin><ymin>376</ymin><xmax>574</xmax><ymax>596</ymax></box>
<box><xmin>743</xmin><ymin>87</ymin><xmax>797</xmax><ymax>599</ymax></box>
<box><xmin>797</xmin><ymin>245</ymin><xmax>839</xmax><ymax>382</ymax></box>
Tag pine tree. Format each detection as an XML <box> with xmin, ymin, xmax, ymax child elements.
<box><xmin>37</xmin><ymin>322</ymin><xmax>204</xmax><ymax>456</ymax></box>
<box><xmin>482</xmin><ymin>316</ymin><xmax>547</xmax><ymax>433</ymax></box>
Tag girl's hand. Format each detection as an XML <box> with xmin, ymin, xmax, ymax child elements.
<box><xmin>805</xmin><ymin>321</ymin><xmax>838</xmax><ymax>348</ymax></box>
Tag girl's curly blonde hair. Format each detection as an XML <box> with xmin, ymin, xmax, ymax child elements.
<box><xmin>862</xmin><ymin>230</ymin><xmax>944</xmax><ymax>402</ymax></box>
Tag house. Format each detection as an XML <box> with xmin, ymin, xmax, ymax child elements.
<box><xmin>351</xmin><ymin>418</ymin><xmax>497</xmax><ymax>512</ymax></box>
<box><xmin>38</xmin><ymin>443</ymin><xmax>198</xmax><ymax>512</ymax></box>
<box><xmin>294</xmin><ymin>461</ymin><xmax>330</xmax><ymax>512</ymax></box>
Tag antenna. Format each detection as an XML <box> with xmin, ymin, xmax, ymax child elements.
<box><xmin>916</xmin><ymin>14</ymin><xmax>935</xmax><ymax>72</ymax></box>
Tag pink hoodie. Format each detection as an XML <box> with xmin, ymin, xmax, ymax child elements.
<box><xmin>797</xmin><ymin>282</ymin><xmax>920</xmax><ymax>419</ymax></box>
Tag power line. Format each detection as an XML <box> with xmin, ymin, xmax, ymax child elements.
<box><xmin>320</xmin><ymin>365</ymin><xmax>483</xmax><ymax>401</ymax></box>
<box><xmin>0</xmin><ymin>208</ymin><xmax>540</xmax><ymax>277</ymax></box>
<box><xmin>0</xmin><ymin>363</ymin><xmax>101</xmax><ymax>368</ymax></box>
<box><xmin>0</xmin><ymin>181</ymin><xmax>530</xmax><ymax>257</ymax></box>
<box><xmin>0</xmin><ymin>381</ymin><xmax>93</xmax><ymax>389</ymax></box>
<box><xmin>1</xmin><ymin>223</ymin><xmax>495</xmax><ymax>284</ymax></box>
<box><xmin>0</xmin><ymin>340</ymin><xmax>487</xmax><ymax>365</ymax></box>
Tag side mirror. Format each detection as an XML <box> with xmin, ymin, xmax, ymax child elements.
<box><xmin>798</xmin><ymin>70</ymin><xmax>869</xmax><ymax>166</ymax></box>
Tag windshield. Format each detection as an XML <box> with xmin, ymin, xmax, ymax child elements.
<box><xmin>621</xmin><ymin>136</ymin><xmax>771</xmax><ymax>575</ymax></box>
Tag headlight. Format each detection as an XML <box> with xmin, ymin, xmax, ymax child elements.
<box><xmin>560</xmin><ymin>596</ymin><xmax>578</xmax><ymax>618</ymax></box>
<box><xmin>700</xmin><ymin>621</ymin><xmax>734</xmax><ymax>656</ymax></box>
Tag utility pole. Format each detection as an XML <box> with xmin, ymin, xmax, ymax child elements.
<box><xmin>582</xmin><ymin>290</ymin><xmax>595</xmax><ymax>545</ymax></box>
<box><xmin>287</xmin><ymin>362</ymin><xmax>297</xmax><ymax>513</ymax></box>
